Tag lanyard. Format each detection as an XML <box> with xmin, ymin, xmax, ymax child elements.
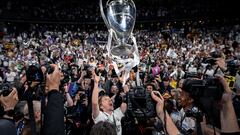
<box><xmin>103</xmin><ymin>111</ymin><xmax>120</xmax><ymax>132</ymax></box>
<box><xmin>103</xmin><ymin>111</ymin><xmax>116</xmax><ymax>127</ymax></box>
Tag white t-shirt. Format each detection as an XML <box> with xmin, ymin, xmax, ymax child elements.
<box><xmin>93</xmin><ymin>108</ymin><xmax>124</xmax><ymax>135</ymax></box>
<box><xmin>6</xmin><ymin>71</ymin><xmax>16</xmax><ymax>82</ymax></box>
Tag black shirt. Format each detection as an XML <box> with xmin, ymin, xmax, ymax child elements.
<box><xmin>0</xmin><ymin>118</ymin><xmax>17</xmax><ymax>135</ymax></box>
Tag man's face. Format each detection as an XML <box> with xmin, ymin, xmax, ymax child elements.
<box><xmin>177</xmin><ymin>67</ymin><xmax>181</xmax><ymax>72</ymax></box>
<box><xmin>100</xmin><ymin>96</ymin><xmax>114</xmax><ymax>111</ymax></box>
<box><xmin>84</xmin><ymin>78</ymin><xmax>91</xmax><ymax>86</ymax></box>
<box><xmin>163</xmin><ymin>80</ymin><xmax>169</xmax><ymax>87</ymax></box>
<box><xmin>146</xmin><ymin>85</ymin><xmax>153</xmax><ymax>92</ymax></box>
<box><xmin>179</xmin><ymin>90</ymin><xmax>193</xmax><ymax>108</ymax></box>
<box><xmin>111</xmin><ymin>85</ymin><xmax>119</xmax><ymax>94</ymax></box>
<box><xmin>178</xmin><ymin>79</ymin><xmax>184</xmax><ymax>88</ymax></box>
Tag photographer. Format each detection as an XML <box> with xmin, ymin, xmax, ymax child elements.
<box><xmin>202</xmin><ymin>55</ymin><xmax>226</xmax><ymax>77</ymax></box>
<box><xmin>180</xmin><ymin>75</ymin><xmax>240</xmax><ymax>135</ymax></box>
<box><xmin>178</xmin><ymin>83</ymin><xmax>196</xmax><ymax>134</ymax></box>
<box><xmin>92</xmin><ymin>70</ymin><xmax>127</xmax><ymax>135</ymax></box>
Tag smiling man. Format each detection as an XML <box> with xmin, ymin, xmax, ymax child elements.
<box><xmin>92</xmin><ymin>71</ymin><xmax>127</xmax><ymax>135</ymax></box>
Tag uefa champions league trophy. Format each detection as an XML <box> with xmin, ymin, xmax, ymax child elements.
<box><xmin>100</xmin><ymin>0</ymin><xmax>140</xmax><ymax>86</ymax></box>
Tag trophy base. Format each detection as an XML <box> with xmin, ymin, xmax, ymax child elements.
<box><xmin>111</xmin><ymin>44</ymin><xmax>134</xmax><ymax>58</ymax></box>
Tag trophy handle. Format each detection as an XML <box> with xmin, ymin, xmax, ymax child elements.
<box><xmin>99</xmin><ymin>0</ymin><xmax>110</xmax><ymax>30</ymax></box>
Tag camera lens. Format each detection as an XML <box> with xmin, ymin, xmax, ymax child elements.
<box><xmin>0</xmin><ymin>84</ymin><xmax>13</xmax><ymax>97</ymax></box>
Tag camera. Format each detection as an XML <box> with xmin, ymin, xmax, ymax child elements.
<box><xmin>182</xmin><ymin>78</ymin><xmax>224</xmax><ymax>128</ymax></box>
<box><xmin>78</xmin><ymin>93</ymin><xmax>87</xmax><ymax>104</ymax></box>
<box><xmin>26</xmin><ymin>65</ymin><xmax>44</xmax><ymax>82</ymax></box>
<box><xmin>182</xmin><ymin>78</ymin><xmax>224</xmax><ymax>101</ymax></box>
<box><xmin>127</xmin><ymin>86</ymin><xmax>156</xmax><ymax>118</ymax></box>
<box><xmin>0</xmin><ymin>83</ymin><xmax>13</xmax><ymax>97</ymax></box>
<box><xmin>202</xmin><ymin>58</ymin><xmax>217</xmax><ymax>66</ymax></box>
<box><xmin>26</xmin><ymin>64</ymin><xmax>54</xmax><ymax>82</ymax></box>
<box><xmin>184</xmin><ymin>72</ymin><xmax>200</xmax><ymax>79</ymax></box>
<box><xmin>179</xmin><ymin>107</ymin><xmax>203</xmax><ymax>135</ymax></box>
<box><xmin>202</xmin><ymin>51</ymin><xmax>222</xmax><ymax>66</ymax></box>
<box><xmin>61</xmin><ymin>71</ymin><xmax>70</xmax><ymax>84</ymax></box>
<box><xmin>227</xmin><ymin>60</ymin><xmax>240</xmax><ymax>76</ymax></box>
<box><xmin>185</xmin><ymin>107</ymin><xmax>203</xmax><ymax>120</ymax></box>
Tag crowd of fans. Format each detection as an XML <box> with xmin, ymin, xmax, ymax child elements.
<box><xmin>0</xmin><ymin>0</ymin><xmax>238</xmax><ymax>22</ymax></box>
<box><xmin>0</xmin><ymin>22</ymin><xmax>240</xmax><ymax>135</ymax></box>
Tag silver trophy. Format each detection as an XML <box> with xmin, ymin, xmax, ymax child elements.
<box><xmin>100</xmin><ymin>0</ymin><xmax>140</xmax><ymax>85</ymax></box>
<box><xmin>100</xmin><ymin>0</ymin><xmax>136</xmax><ymax>57</ymax></box>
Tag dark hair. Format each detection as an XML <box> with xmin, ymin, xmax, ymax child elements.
<box><xmin>181</xmin><ymin>79</ymin><xmax>193</xmax><ymax>94</ymax></box>
<box><xmin>145</xmin><ymin>83</ymin><xmax>155</xmax><ymax>90</ymax></box>
<box><xmin>162</xmin><ymin>76</ymin><xmax>169</xmax><ymax>81</ymax></box>
<box><xmin>90</xmin><ymin>121</ymin><xmax>117</xmax><ymax>135</ymax></box>
<box><xmin>164</xmin><ymin>99</ymin><xmax>174</xmax><ymax>114</ymax></box>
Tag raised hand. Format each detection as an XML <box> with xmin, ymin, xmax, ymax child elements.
<box><xmin>46</xmin><ymin>64</ymin><xmax>61</xmax><ymax>92</ymax></box>
<box><xmin>92</xmin><ymin>69</ymin><xmax>101</xmax><ymax>84</ymax></box>
<box><xmin>0</xmin><ymin>88</ymin><xmax>19</xmax><ymax>111</ymax></box>
<box><xmin>151</xmin><ymin>91</ymin><xmax>164</xmax><ymax>114</ymax></box>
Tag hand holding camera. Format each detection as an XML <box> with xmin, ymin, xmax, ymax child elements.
<box><xmin>216</xmin><ymin>58</ymin><xmax>227</xmax><ymax>72</ymax></box>
<box><xmin>150</xmin><ymin>91</ymin><xmax>180</xmax><ymax>135</ymax></box>
<box><xmin>151</xmin><ymin>91</ymin><xmax>164</xmax><ymax>117</ymax></box>
<box><xmin>215</xmin><ymin>75</ymin><xmax>232</xmax><ymax>104</ymax></box>
<box><xmin>0</xmin><ymin>88</ymin><xmax>18</xmax><ymax>111</ymax></box>
<box><xmin>215</xmin><ymin>75</ymin><xmax>240</xmax><ymax>133</ymax></box>
<box><xmin>64</xmin><ymin>83</ymin><xmax>69</xmax><ymax>93</ymax></box>
<box><xmin>46</xmin><ymin>64</ymin><xmax>61</xmax><ymax>93</ymax></box>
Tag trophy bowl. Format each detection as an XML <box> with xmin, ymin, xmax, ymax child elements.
<box><xmin>100</xmin><ymin>0</ymin><xmax>136</xmax><ymax>57</ymax></box>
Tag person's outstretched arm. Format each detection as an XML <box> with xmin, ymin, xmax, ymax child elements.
<box><xmin>217</xmin><ymin>75</ymin><xmax>240</xmax><ymax>133</ymax></box>
<box><xmin>120</xmin><ymin>85</ymin><xmax>129</xmax><ymax>114</ymax></box>
<box><xmin>92</xmin><ymin>71</ymin><xmax>100</xmax><ymax>119</ymax></box>
<box><xmin>44</xmin><ymin>64</ymin><xmax>64</xmax><ymax>135</ymax></box>
<box><xmin>151</xmin><ymin>91</ymin><xmax>180</xmax><ymax>135</ymax></box>
<box><xmin>0</xmin><ymin>88</ymin><xmax>19</xmax><ymax>135</ymax></box>
<box><xmin>64</xmin><ymin>84</ymin><xmax>73</xmax><ymax>107</ymax></box>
